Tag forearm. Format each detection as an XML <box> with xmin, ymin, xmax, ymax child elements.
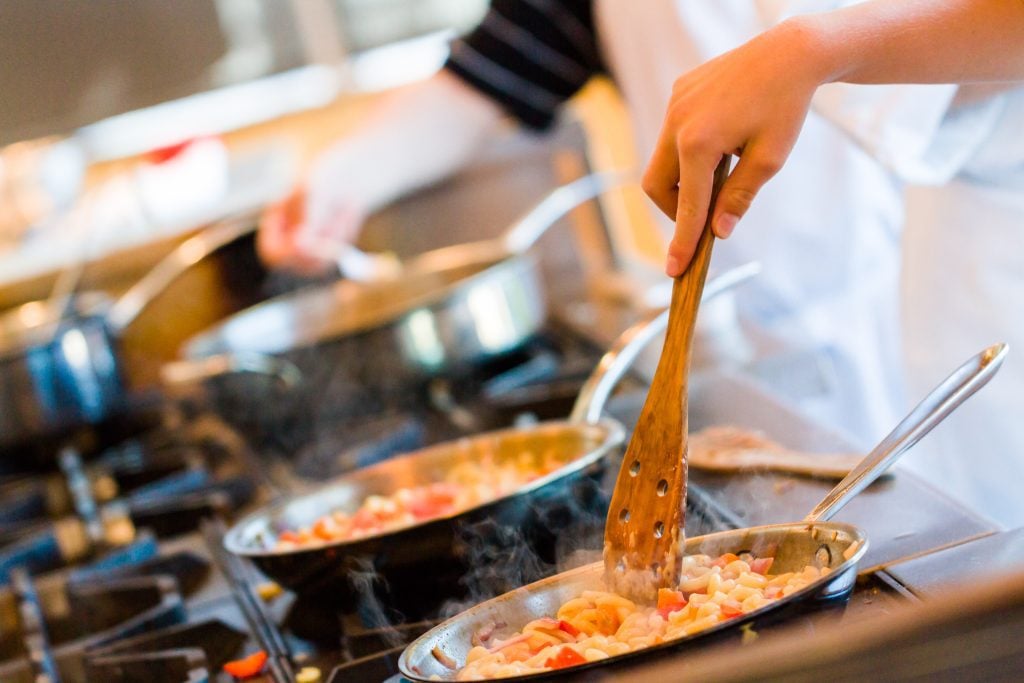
<box><xmin>312</xmin><ymin>69</ymin><xmax>504</xmax><ymax>213</ymax></box>
<box><xmin>792</xmin><ymin>0</ymin><xmax>1024</xmax><ymax>87</ymax></box>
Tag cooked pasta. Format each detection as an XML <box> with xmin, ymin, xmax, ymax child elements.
<box><xmin>275</xmin><ymin>449</ymin><xmax>565</xmax><ymax>549</ymax></box>
<box><xmin>454</xmin><ymin>552</ymin><xmax>829</xmax><ymax>680</ymax></box>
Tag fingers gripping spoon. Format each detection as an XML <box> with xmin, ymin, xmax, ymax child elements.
<box><xmin>604</xmin><ymin>156</ymin><xmax>732</xmax><ymax>603</ymax></box>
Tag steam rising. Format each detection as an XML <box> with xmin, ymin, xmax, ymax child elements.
<box><xmin>348</xmin><ymin>556</ymin><xmax>408</xmax><ymax>649</ymax></box>
<box><xmin>439</xmin><ymin>472</ymin><xmax>609</xmax><ymax>619</ymax></box>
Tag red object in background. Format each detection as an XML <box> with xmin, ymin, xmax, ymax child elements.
<box><xmin>147</xmin><ymin>136</ymin><xmax>219</xmax><ymax>164</ymax></box>
<box><xmin>147</xmin><ymin>140</ymin><xmax>193</xmax><ymax>164</ymax></box>
<box><xmin>223</xmin><ymin>650</ymin><xmax>268</xmax><ymax>679</ymax></box>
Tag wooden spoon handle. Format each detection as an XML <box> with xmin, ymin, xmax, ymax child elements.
<box><xmin>649</xmin><ymin>156</ymin><xmax>733</xmax><ymax>407</ymax></box>
<box><xmin>603</xmin><ymin>156</ymin><xmax>733</xmax><ymax>601</ymax></box>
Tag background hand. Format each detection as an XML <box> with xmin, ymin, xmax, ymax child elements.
<box><xmin>256</xmin><ymin>171</ymin><xmax>368</xmax><ymax>277</ymax></box>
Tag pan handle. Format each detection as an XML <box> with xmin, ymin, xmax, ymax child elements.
<box><xmin>804</xmin><ymin>342</ymin><xmax>1008</xmax><ymax>523</ymax></box>
<box><xmin>159</xmin><ymin>351</ymin><xmax>302</xmax><ymax>389</ymax></box>
<box><xmin>106</xmin><ymin>212</ymin><xmax>257</xmax><ymax>333</ymax></box>
<box><xmin>569</xmin><ymin>262</ymin><xmax>760</xmax><ymax>424</ymax></box>
<box><xmin>500</xmin><ymin>170</ymin><xmax>635</xmax><ymax>255</ymax></box>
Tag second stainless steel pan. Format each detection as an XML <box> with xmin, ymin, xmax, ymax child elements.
<box><xmin>179</xmin><ymin>173</ymin><xmax>629</xmax><ymax>436</ymax></box>
<box><xmin>399</xmin><ymin>342</ymin><xmax>1007</xmax><ymax>681</ymax></box>
<box><xmin>183</xmin><ymin>172</ymin><xmax>629</xmax><ymax>375</ymax></box>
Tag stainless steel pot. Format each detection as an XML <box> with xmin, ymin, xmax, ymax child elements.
<box><xmin>0</xmin><ymin>215</ymin><xmax>274</xmax><ymax>454</ymax></box>
<box><xmin>398</xmin><ymin>342</ymin><xmax>1008</xmax><ymax>681</ymax></box>
<box><xmin>182</xmin><ymin>172</ymin><xmax>629</xmax><ymax>378</ymax></box>
<box><xmin>221</xmin><ymin>264</ymin><xmax>757</xmax><ymax>619</ymax></box>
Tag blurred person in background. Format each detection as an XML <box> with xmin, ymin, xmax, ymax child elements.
<box><xmin>258</xmin><ymin>0</ymin><xmax>1024</xmax><ymax>526</ymax></box>
<box><xmin>260</xmin><ymin>0</ymin><xmax>907</xmax><ymax>454</ymax></box>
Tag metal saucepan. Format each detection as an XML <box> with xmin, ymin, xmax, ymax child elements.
<box><xmin>399</xmin><ymin>342</ymin><xmax>1008</xmax><ymax>681</ymax></box>
<box><xmin>0</xmin><ymin>214</ymin><xmax>292</xmax><ymax>455</ymax></box>
<box><xmin>178</xmin><ymin>173</ymin><xmax>631</xmax><ymax>433</ymax></box>
<box><xmin>222</xmin><ymin>264</ymin><xmax>757</xmax><ymax>619</ymax></box>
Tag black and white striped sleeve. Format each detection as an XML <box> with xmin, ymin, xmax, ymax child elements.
<box><xmin>444</xmin><ymin>0</ymin><xmax>603</xmax><ymax>130</ymax></box>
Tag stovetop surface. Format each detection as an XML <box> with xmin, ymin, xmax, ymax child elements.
<box><xmin>0</xmin><ymin>324</ymin><xmax>933</xmax><ymax>683</ymax></box>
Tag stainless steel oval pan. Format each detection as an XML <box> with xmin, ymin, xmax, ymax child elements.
<box><xmin>401</xmin><ymin>521</ymin><xmax>866</xmax><ymax>681</ymax></box>
<box><xmin>399</xmin><ymin>343</ymin><xmax>1007</xmax><ymax>681</ymax></box>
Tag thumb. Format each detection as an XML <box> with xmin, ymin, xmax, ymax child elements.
<box><xmin>711</xmin><ymin>145</ymin><xmax>783</xmax><ymax>239</ymax></box>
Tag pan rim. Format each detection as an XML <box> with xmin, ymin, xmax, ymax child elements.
<box><xmin>182</xmin><ymin>248</ymin><xmax>527</xmax><ymax>359</ymax></box>
<box><xmin>397</xmin><ymin>520</ymin><xmax>869</xmax><ymax>682</ymax></box>
<box><xmin>223</xmin><ymin>417</ymin><xmax>626</xmax><ymax>558</ymax></box>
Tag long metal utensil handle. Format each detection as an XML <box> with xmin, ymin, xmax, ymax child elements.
<box><xmin>805</xmin><ymin>342</ymin><xmax>1008</xmax><ymax>523</ymax></box>
<box><xmin>159</xmin><ymin>351</ymin><xmax>303</xmax><ymax>389</ymax></box>
<box><xmin>201</xmin><ymin>518</ymin><xmax>293</xmax><ymax>683</ymax></box>
<box><xmin>106</xmin><ymin>211</ymin><xmax>257</xmax><ymax>333</ymax></box>
<box><xmin>47</xmin><ymin>190</ymin><xmax>100</xmax><ymax>333</ymax></box>
<box><xmin>569</xmin><ymin>260</ymin><xmax>759</xmax><ymax>424</ymax></box>
<box><xmin>501</xmin><ymin>170</ymin><xmax>634</xmax><ymax>254</ymax></box>
<box><xmin>12</xmin><ymin>568</ymin><xmax>60</xmax><ymax>683</ymax></box>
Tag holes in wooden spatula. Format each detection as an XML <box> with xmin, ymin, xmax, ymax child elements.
<box><xmin>619</xmin><ymin>508</ymin><xmax>630</xmax><ymax>523</ymax></box>
<box><xmin>656</xmin><ymin>479</ymin><xmax>668</xmax><ymax>496</ymax></box>
<box><xmin>653</xmin><ymin>521</ymin><xmax>665</xmax><ymax>539</ymax></box>
<box><xmin>629</xmin><ymin>459</ymin><xmax>641</xmax><ymax>476</ymax></box>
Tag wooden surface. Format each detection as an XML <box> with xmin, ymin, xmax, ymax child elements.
<box><xmin>604</xmin><ymin>156</ymin><xmax>731</xmax><ymax>600</ymax></box>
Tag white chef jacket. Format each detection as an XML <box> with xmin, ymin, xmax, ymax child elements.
<box><xmin>594</xmin><ymin>0</ymin><xmax>1024</xmax><ymax>527</ymax></box>
<box><xmin>898</xmin><ymin>94</ymin><xmax>1024</xmax><ymax>529</ymax></box>
<box><xmin>593</xmin><ymin>0</ymin><xmax>907</xmax><ymax>443</ymax></box>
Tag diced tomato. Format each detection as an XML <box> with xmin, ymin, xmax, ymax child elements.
<box><xmin>312</xmin><ymin>518</ymin><xmax>338</xmax><ymax>541</ymax></box>
<box><xmin>409</xmin><ymin>487</ymin><xmax>456</xmax><ymax>519</ymax></box>
<box><xmin>277</xmin><ymin>531</ymin><xmax>301</xmax><ymax>544</ymax></box>
<box><xmin>409</xmin><ymin>500</ymin><xmax>441</xmax><ymax>519</ymax></box>
<box><xmin>411</xmin><ymin>497</ymin><xmax>448</xmax><ymax>518</ymax></box>
<box><xmin>657</xmin><ymin>588</ymin><xmax>687</xmax><ymax>610</ymax></box>
<box><xmin>711</xmin><ymin>552</ymin><xmax>740</xmax><ymax>568</ymax></box>
<box><xmin>544</xmin><ymin>646</ymin><xmax>587</xmax><ymax>670</ymax></box>
<box><xmin>721</xmin><ymin>599</ymin><xmax>744</xmax><ymax>618</ymax></box>
<box><xmin>656</xmin><ymin>588</ymin><xmax>688</xmax><ymax>618</ymax></box>
<box><xmin>750</xmin><ymin>557</ymin><xmax>775</xmax><ymax>575</ymax></box>
<box><xmin>223</xmin><ymin>650</ymin><xmax>267</xmax><ymax>679</ymax></box>
<box><xmin>351</xmin><ymin>508</ymin><xmax>378</xmax><ymax>530</ymax></box>
<box><xmin>595</xmin><ymin>603</ymin><xmax>620</xmax><ymax>635</ymax></box>
<box><xmin>503</xmin><ymin>642</ymin><xmax>534</xmax><ymax>662</ymax></box>
<box><xmin>557</xmin><ymin>620</ymin><xmax>580</xmax><ymax>637</ymax></box>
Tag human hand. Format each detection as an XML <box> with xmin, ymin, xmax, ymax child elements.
<box><xmin>642</xmin><ymin>20</ymin><xmax>827</xmax><ymax>277</ymax></box>
<box><xmin>256</xmin><ymin>160</ymin><xmax>368</xmax><ymax>276</ymax></box>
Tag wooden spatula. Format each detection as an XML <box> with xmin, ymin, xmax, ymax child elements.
<box><xmin>604</xmin><ymin>155</ymin><xmax>732</xmax><ymax>603</ymax></box>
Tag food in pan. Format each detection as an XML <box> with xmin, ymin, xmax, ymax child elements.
<box><xmin>274</xmin><ymin>452</ymin><xmax>565</xmax><ymax>549</ymax></box>
<box><xmin>452</xmin><ymin>551</ymin><xmax>828</xmax><ymax>680</ymax></box>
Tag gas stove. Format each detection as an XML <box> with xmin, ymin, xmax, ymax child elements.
<box><xmin>0</xmin><ymin>323</ymin><xmax>761</xmax><ymax>683</ymax></box>
<box><xmin>0</xmin><ymin>407</ymin><xmax>261</xmax><ymax>682</ymax></box>
<box><xmin>0</xmin><ymin>327</ymin><xmax>576</xmax><ymax>679</ymax></box>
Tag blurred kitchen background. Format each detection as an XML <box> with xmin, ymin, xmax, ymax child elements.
<box><xmin>1</xmin><ymin>0</ymin><xmax>668</xmax><ymax>390</ymax></box>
